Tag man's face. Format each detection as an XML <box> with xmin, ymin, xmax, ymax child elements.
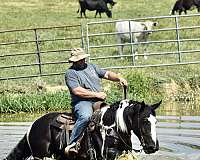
<box><xmin>76</xmin><ymin>58</ymin><xmax>86</xmax><ymax>65</ymax></box>
<box><xmin>73</xmin><ymin>58</ymin><xmax>87</xmax><ymax>69</ymax></box>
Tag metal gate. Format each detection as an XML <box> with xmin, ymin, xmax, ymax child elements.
<box><xmin>86</xmin><ymin>14</ymin><xmax>200</xmax><ymax>69</ymax></box>
<box><xmin>1</xmin><ymin>14</ymin><xmax>200</xmax><ymax>81</ymax></box>
<box><xmin>0</xmin><ymin>24</ymin><xmax>84</xmax><ymax>81</ymax></box>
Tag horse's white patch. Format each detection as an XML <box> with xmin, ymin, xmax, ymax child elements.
<box><xmin>131</xmin><ymin>130</ymin><xmax>143</xmax><ymax>150</ymax></box>
<box><xmin>26</xmin><ymin>121</ymin><xmax>35</xmax><ymax>154</ymax></box>
<box><xmin>148</xmin><ymin>114</ymin><xmax>157</xmax><ymax>145</ymax></box>
<box><xmin>116</xmin><ymin>99</ymin><xmax>129</xmax><ymax>133</ymax></box>
<box><xmin>99</xmin><ymin>106</ymin><xmax>110</xmax><ymax>156</ymax></box>
<box><xmin>99</xmin><ymin>106</ymin><xmax>109</xmax><ymax>126</ymax></box>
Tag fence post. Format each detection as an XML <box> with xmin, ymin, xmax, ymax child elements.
<box><xmin>175</xmin><ymin>16</ymin><xmax>181</xmax><ymax>63</ymax></box>
<box><xmin>34</xmin><ymin>29</ymin><xmax>42</xmax><ymax>75</ymax></box>
<box><xmin>81</xmin><ymin>24</ymin><xmax>85</xmax><ymax>49</ymax></box>
<box><xmin>86</xmin><ymin>23</ymin><xmax>90</xmax><ymax>63</ymax></box>
<box><xmin>128</xmin><ymin>20</ymin><xmax>135</xmax><ymax>65</ymax></box>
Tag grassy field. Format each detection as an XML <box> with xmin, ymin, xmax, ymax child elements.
<box><xmin>0</xmin><ymin>0</ymin><xmax>175</xmax><ymax>29</ymax></box>
<box><xmin>1</xmin><ymin>0</ymin><xmax>200</xmax><ymax>29</ymax></box>
<box><xmin>0</xmin><ymin>0</ymin><xmax>200</xmax><ymax>113</ymax></box>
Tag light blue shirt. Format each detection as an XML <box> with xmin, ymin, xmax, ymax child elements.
<box><xmin>65</xmin><ymin>63</ymin><xmax>107</xmax><ymax>105</ymax></box>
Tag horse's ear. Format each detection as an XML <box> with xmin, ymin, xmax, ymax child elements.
<box><xmin>139</xmin><ymin>100</ymin><xmax>145</xmax><ymax>112</ymax></box>
<box><xmin>141</xmin><ymin>100</ymin><xmax>145</xmax><ymax>105</ymax></box>
<box><xmin>151</xmin><ymin>100</ymin><xmax>162</xmax><ymax>110</ymax></box>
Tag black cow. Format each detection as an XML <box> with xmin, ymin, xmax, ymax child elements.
<box><xmin>77</xmin><ymin>0</ymin><xmax>116</xmax><ymax>18</ymax></box>
<box><xmin>171</xmin><ymin>0</ymin><xmax>200</xmax><ymax>15</ymax></box>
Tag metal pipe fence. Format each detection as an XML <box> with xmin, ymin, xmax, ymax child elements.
<box><xmin>86</xmin><ymin>14</ymin><xmax>200</xmax><ymax>69</ymax></box>
<box><xmin>0</xmin><ymin>24</ymin><xmax>84</xmax><ymax>81</ymax></box>
<box><xmin>1</xmin><ymin>14</ymin><xmax>200</xmax><ymax>81</ymax></box>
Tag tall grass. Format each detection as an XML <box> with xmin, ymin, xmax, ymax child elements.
<box><xmin>0</xmin><ymin>71</ymin><xmax>164</xmax><ymax>113</ymax></box>
<box><xmin>0</xmin><ymin>91</ymin><xmax>71</xmax><ymax>113</ymax></box>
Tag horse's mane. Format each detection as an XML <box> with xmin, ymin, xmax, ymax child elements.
<box><xmin>105</xmin><ymin>100</ymin><xmax>143</xmax><ymax>111</ymax></box>
<box><xmin>100</xmin><ymin>100</ymin><xmax>142</xmax><ymax>129</ymax></box>
<box><xmin>109</xmin><ymin>101</ymin><xmax>121</xmax><ymax>110</ymax></box>
<box><xmin>93</xmin><ymin>100</ymin><xmax>153</xmax><ymax>132</ymax></box>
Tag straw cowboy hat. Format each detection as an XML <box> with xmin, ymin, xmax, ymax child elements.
<box><xmin>69</xmin><ymin>48</ymin><xmax>89</xmax><ymax>62</ymax></box>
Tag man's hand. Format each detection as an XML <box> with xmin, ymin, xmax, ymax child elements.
<box><xmin>104</xmin><ymin>71</ymin><xmax>128</xmax><ymax>87</ymax></box>
<box><xmin>119</xmin><ymin>77</ymin><xmax>128</xmax><ymax>87</ymax></box>
<box><xmin>96</xmin><ymin>92</ymin><xmax>107</xmax><ymax>100</ymax></box>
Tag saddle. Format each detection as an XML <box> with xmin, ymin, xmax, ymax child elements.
<box><xmin>56</xmin><ymin>114</ymin><xmax>75</xmax><ymax>130</ymax></box>
<box><xmin>51</xmin><ymin>101</ymin><xmax>108</xmax><ymax>148</ymax></box>
<box><xmin>53</xmin><ymin>101</ymin><xmax>107</xmax><ymax>129</ymax></box>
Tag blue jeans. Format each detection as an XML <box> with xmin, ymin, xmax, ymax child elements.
<box><xmin>69</xmin><ymin>101</ymin><xmax>93</xmax><ymax>144</ymax></box>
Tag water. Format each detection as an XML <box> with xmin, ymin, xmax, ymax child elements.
<box><xmin>1</xmin><ymin>102</ymin><xmax>200</xmax><ymax>160</ymax></box>
<box><xmin>153</xmin><ymin>116</ymin><xmax>200</xmax><ymax>160</ymax></box>
<box><xmin>0</xmin><ymin>122</ymin><xmax>32</xmax><ymax>159</ymax></box>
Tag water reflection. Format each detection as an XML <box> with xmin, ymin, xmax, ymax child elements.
<box><xmin>0</xmin><ymin>101</ymin><xmax>200</xmax><ymax>160</ymax></box>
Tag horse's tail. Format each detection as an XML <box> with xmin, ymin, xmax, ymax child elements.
<box><xmin>4</xmin><ymin>133</ymin><xmax>31</xmax><ymax>160</ymax></box>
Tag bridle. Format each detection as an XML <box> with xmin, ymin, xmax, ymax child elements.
<box><xmin>90</xmin><ymin>87</ymin><xmax>153</xmax><ymax>158</ymax></box>
<box><xmin>99</xmin><ymin>105</ymin><xmax>145</xmax><ymax>153</ymax></box>
<box><xmin>137</xmin><ymin>108</ymin><xmax>146</xmax><ymax>148</ymax></box>
<box><xmin>115</xmin><ymin>106</ymin><xmax>146</xmax><ymax>152</ymax></box>
<box><xmin>117</xmin><ymin>86</ymin><xmax>146</xmax><ymax>151</ymax></box>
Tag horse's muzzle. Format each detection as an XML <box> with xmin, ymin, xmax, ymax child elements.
<box><xmin>143</xmin><ymin>145</ymin><xmax>158</xmax><ymax>154</ymax></box>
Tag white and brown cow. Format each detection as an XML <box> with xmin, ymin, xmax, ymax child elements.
<box><xmin>116</xmin><ymin>20</ymin><xmax>158</xmax><ymax>59</ymax></box>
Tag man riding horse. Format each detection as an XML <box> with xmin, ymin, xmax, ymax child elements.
<box><xmin>4</xmin><ymin>48</ymin><xmax>161</xmax><ymax>160</ymax></box>
<box><xmin>64</xmin><ymin>48</ymin><xmax>128</xmax><ymax>155</ymax></box>
<box><xmin>4</xmin><ymin>95</ymin><xmax>161</xmax><ymax>160</ymax></box>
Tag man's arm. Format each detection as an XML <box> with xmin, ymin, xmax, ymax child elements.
<box><xmin>104</xmin><ymin>71</ymin><xmax>128</xmax><ymax>86</ymax></box>
<box><xmin>71</xmin><ymin>86</ymin><xmax>107</xmax><ymax>100</ymax></box>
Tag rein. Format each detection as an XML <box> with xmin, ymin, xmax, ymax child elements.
<box><xmin>123</xmin><ymin>85</ymin><xmax>127</xmax><ymax>99</ymax></box>
<box><xmin>137</xmin><ymin>108</ymin><xmax>145</xmax><ymax>148</ymax></box>
<box><xmin>115</xmin><ymin>128</ymin><xmax>132</xmax><ymax>150</ymax></box>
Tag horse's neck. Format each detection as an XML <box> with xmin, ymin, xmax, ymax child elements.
<box><xmin>100</xmin><ymin>107</ymin><xmax>117</xmax><ymax>126</ymax></box>
<box><xmin>117</xmin><ymin>103</ymin><xmax>142</xmax><ymax>137</ymax></box>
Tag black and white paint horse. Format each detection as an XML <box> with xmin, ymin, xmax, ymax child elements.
<box><xmin>95</xmin><ymin>99</ymin><xmax>161</xmax><ymax>159</ymax></box>
<box><xmin>4</xmin><ymin>99</ymin><xmax>161</xmax><ymax>160</ymax></box>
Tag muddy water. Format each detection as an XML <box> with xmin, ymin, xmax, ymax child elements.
<box><xmin>0</xmin><ymin>102</ymin><xmax>200</xmax><ymax>160</ymax></box>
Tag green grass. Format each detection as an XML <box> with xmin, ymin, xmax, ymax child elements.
<box><xmin>0</xmin><ymin>0</ymin><xmax>200</xmax><ymax>113</ymax></box>
<box><xmin>0</xmin><ymin>91</ymin><xmax>71</xmax><ymax>113</ymax></box>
